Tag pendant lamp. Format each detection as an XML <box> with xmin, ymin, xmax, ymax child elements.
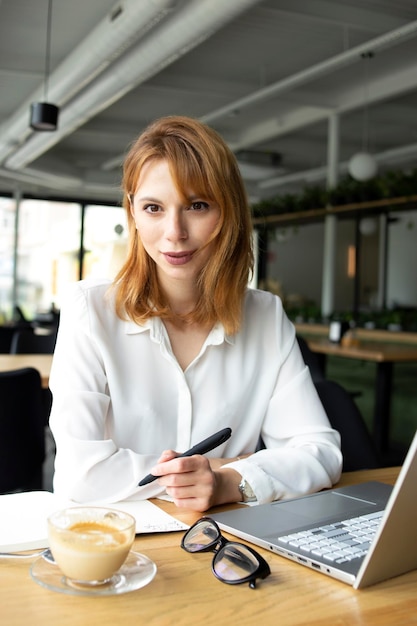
<box><xmin>30</xmin><ymin>0</ymin><xmax>59</xmax><ymax>131</ymax></box>
<box><xmin>348</xmin><ymin>52</ymin><xmax>377</xmax><ymax>181</ymax></box>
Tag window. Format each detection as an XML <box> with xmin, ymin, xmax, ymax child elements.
<box><xmin>0</xmin><ymin>195</ymin><xmax>127</xmax><ymax>322</ymax></box>
<box><xmin>83</xmin><ymin>204</ymin><xmax>128</xmax><ymax>280</ymax></box>
<box><xmin>0</xmin><ymin>197</ymin><xmax>15</xmax><ymax>322</ymax></box>
<box><xmin>16</xmin><ymin>199</ymin><xmax>81</xmax><ymax>318</ymax></box>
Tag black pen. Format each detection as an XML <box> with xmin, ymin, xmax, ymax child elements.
<box><xmin>138</xmin><ymin>427</ymin><xmax>232</xmax><ymax>486</ymax></box>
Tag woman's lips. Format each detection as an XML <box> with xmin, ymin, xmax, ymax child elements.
<box><xmin>162</xmin><ymin>251</ymin><xmax>195</xmax><ymax>265</ymax></box>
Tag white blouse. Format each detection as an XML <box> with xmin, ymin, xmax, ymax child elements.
<box><xmin>49</xmin><ymin>279</ymin><xmax>342</xmax><ymax>504</ymax></box>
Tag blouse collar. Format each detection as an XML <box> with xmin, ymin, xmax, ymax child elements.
<box><xmin>124</xmin><ymin>317</ymin><xmax>234</xmax><ymax>346</ymax></box>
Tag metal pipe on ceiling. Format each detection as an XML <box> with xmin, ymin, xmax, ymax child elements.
<box><xmin>0</xmin><ymin>0</ymin><xmax>177</xmax><ymax>165</ymax></box>
<box><xmin>258</xmin><ymin>141</ymin><xmax>417</xmax><ymax>191</ymax></box>
<box><xmin>4</xmin><ymin>0</ymin><xmax>264</xmax><ymax>171</ymax></box>
<box><xmin>201</xmin><ymin>19</ymin><xmax>417</xmax><ymax>126</ymax></box>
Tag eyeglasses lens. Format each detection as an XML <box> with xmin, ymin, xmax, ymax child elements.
<box><xmin>183</xmin><ymin>519</ymin><xmax>219</xmax><ymax>552</ymax></box>
<box><xmin>213</xmin><ymin>544</ymin><xmax>259</xmax><ymax>582</ymax></box>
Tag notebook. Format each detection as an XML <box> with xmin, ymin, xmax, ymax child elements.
<box><xmin>0</xmin><ymin>491</ymin><xmax>188</xmax><ymax>552</ymax></box>
<box><xmin>212</xmin><ymin>431</ymin><xmax>417</xmax><ymax>589</ymax></box>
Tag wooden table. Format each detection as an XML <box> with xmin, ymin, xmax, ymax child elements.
<box><xmin>306</xmin><ymin>338</ymin><xmax>417</xmax><ymax>455</ymax></box>
<box><xmin>295</xmin><ymin>323</ymin><xmax>417</xmax><ymax>346</ymax></box>
<box><xmin>2</xmin><ymin>467</ymin><xmax>417</xmax><ymax>626</ymax></box>
<box><xmin>0</xmin><ymin>354</ymin><xmax>52</xmax><ymax>388</ymax></box>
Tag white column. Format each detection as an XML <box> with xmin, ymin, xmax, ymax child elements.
<box><xmin>321</xmin><ymin>113</ymin><xmax>339</xmax><ymax>318</ymax></box>
<box><xmin>377</xmin><ymin>213</ymin><xmax>387</xmax><ymax>309</ymax></box>
<box><xmin>12</xmin><ymin>187</ymin><xmax>22</xmax><ymax>317</ymax></box>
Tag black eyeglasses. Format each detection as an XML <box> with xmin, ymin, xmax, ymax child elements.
<box><xmin>181</xmin><ymin>517</ymin><xmax>271</xmax><ymax>589</ymax></box>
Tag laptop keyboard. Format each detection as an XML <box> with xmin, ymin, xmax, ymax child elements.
<box><xmin>278</xmin><ymin>510</ymin><xmax>384</xmax><ymax>564</ymax></box>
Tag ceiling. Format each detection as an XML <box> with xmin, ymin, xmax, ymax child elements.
<box><xmin>1</xmin><ymin>0</ymin><xmax>417</xmax><ymax>205</ymax></box>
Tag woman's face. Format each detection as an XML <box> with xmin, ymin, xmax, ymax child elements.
<box><xmin>130</xmin><ymin>159</ymin><xmax>221</xmax><ymax>294</ymax></box>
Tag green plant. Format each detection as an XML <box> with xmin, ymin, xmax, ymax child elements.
<box><xmin>252</xmin><ymin>168</ymin><xmax>417</xmax><ymax>216</ymax></box>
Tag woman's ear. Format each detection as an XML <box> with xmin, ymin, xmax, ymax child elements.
<box><xmin>128</xmin><ymin>193</ymin><xmax>136</xmax><ymax>220</ymax></box>
<box><xmin>128</xmin><ymin>196</ymin><xmax>140</xmax><ymax>231</ymax></box>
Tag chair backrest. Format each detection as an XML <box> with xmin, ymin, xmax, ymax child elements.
<box><xmin>10</xmin><ymin>328</ymin><xmax>57</xmax><ymax>354</ymax></box>
<box><xmin>297</xmin><ymin>335</ymin><xmax>325</xmax><ymax>383</ymax></box>
<box><xmin>0</xmin><ymin>367</ymin><xmax>46</xmax><ymax>493</ymax></box>
<box><xmin>314</xmin><ymin>379</ymin><xmax>380</xmax><ymax>471</ymax></box>
<box><xmin>0</xmin><ymin>326</ymin><xmax>17</xmax><ymax>353</ymax></box>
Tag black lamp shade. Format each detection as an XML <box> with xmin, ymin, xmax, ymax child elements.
<box><xmin>30</xmin><ymin>102</ymin><xmax>59</xmax><ymax>131</ymax></box>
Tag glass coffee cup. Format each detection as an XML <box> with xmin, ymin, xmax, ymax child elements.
<box><xmin>48</xmin><ymin>507</ymin><xmax>136</xmax><ymax>588</ymax></box>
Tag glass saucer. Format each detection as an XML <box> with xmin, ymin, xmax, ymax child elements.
<box><xmin>30</xmin><ymin>551</ymin><xmax>157</xmax><ymax>596</ymax></box>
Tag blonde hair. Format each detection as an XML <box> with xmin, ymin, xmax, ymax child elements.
<box><xmin>114</xmin><ymin>115</ymin><xmax>254</xmax><ymax>334</ymax></box>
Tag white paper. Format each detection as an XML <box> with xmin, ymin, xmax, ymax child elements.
<box><xmin>0</xmin><ymin>491</ymin><xmax>188</xmax><ymax>552</ymax></box>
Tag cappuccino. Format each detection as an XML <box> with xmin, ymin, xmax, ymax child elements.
<box><xmin>48</xmin><ymin>508</ymin><xmax>135</xmax><ymax>583</ymax></box>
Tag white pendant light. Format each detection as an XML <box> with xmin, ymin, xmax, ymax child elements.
<box><xmin>348</xmin><ymin>52</ymin><xmax>377</xmax><ymax>182</ymax></box>
<box><xmin>359</xmin><ymin>216</ymin><xmax>378</xmax><ymax>236</ymax></box>
<box><xmin>348</xmin><ymin>152</ymin><xmax>378</xmax><ymax>181</ymax></box>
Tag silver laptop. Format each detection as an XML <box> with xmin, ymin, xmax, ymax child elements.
<box><xmin>212</xmin><ymin>431</ymin><xmax>417</xmax><ymax>588</ymax></box>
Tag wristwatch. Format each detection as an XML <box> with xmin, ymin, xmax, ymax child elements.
<box><xmin>238</xmin><ymin>478</ymin><xmax>257</xmax><ymax>502</ymax></box>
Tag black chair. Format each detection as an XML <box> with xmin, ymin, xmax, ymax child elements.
<box><xmin>0</xmin><ymin>367</ymin><xmax>46</xmax><ymax>494</ymax></box>
<box><xmin>10</xmin><ymin>327</ymin><xmax>57</xmax><ymax>354</ymax></box>
<box><xmin>9</xmin><ymin>328</ymin><xmax>56</xmax><ymax>422</ymax></box>
<box><xmin>297</xmin><ymin>335</ymin><xmax>325</xmax><ymax>382</ymax></box>
<box><xmin>298</xmin><ymin>334</ymin><xmax>362</xmax><ymax>400</ymax></box>
<box><xmin>0</xmin><ymin>326</ymin><xmax>17</xmax><ymax>353</ymax></box>
<box><xmin>314</xmin><ymin>379</ymin><xmax>380</xmax><ymax>471</ymax></box>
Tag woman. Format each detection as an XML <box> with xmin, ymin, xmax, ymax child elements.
<box><xmin>49</xmin><ymin>115</ymin><xmax>342</xmax><ymax>511</ymax></box>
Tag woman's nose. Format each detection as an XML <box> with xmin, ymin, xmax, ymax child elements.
<box><xmin>166</xmin><ymin>210</ymin><xmax>188</xmax><ymax>240</ymax></box>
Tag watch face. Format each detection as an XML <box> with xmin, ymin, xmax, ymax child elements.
<box><xmin>239</xmin><ymin>479</ymin><xmax>256</xmax><ymax>502</ymax></box>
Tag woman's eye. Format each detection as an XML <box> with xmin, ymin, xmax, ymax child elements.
<box><xmin>144</xmin><ymin>204</ymin><xmax>161</xmax><ymax>213</ymax></box>
<box><xmin>189</xmin><ymin>201</ymin><xmax>209</xmax><ymax>211</ymax></box>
